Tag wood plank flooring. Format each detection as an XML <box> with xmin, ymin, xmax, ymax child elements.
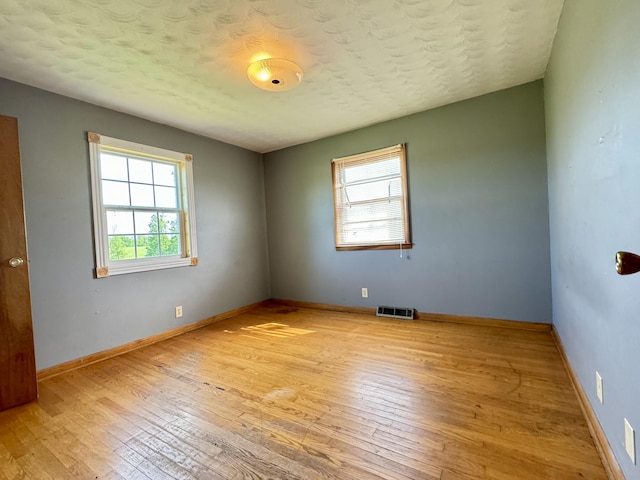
<box><xmin>0</xmin><ymin>305</ymin><xmax>606</xmax><ymax>479</ymax></box>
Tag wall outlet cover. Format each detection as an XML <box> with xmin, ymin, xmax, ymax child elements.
<box><xmin>361</xmin><ymin>287</ymin><xmax>368</xmax><ymax>298</ymax></box>
<box><xmin>625</xmin><ymin>418</ymin><xmax>636</xmax><ymax>464</ymax></box>
<box><xmin>596</xmin><ymin>371</ymin><xmax>603</xmax><ymax>404</ymax></box>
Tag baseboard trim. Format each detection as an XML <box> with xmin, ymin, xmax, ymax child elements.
<box><xmin>270</xmin><ymin>298</ymin><xmax>376</xmax><ymax>316</ymax></box>
<box><xmin>418</xmin><ymin>311</ymin><xmax>550</xmax><ymax>332</ymax></box>
<box><xmin>270</xmin><ymin>299</ymin><xmax>551</xmax><ymax>332</ymax></box>
<box><xmin>551</xmin><ymin>328</ymin><xmax>624</xmax><ymax>480</ymax></box>
<box><xmin>37</xmin><ymin>299</ymin><xmax>270</xmax><ymax>381</ymax></box>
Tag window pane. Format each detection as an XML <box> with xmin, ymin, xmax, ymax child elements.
<box><xmin>344</xmin><ymin>177</ymin><xmax>401</xmax><ymax>203</ymax></box>
<box><xmin>130</xmin><ymin>183</ymin><xmax>155</xmax><ymax>207</ymax></box>
<box><xmin>159</xmin><ymin>234</ymin><xmax>180</xmax><ymax>256</ymax></box>
<box><xmin>137</xmin><ymin>234</ymin><xmax>159</xmax><ymax>257</ymax></box>
<box><xmin>155</xmin><ymin>186</ymin><xmax>177</xmax><ymax>208</ymax></box>
<box><xmin>134</xmin><ymin>211</ymin><xmax>157</xmax><ymax>235</ymax></box>
<box><xmin>108</xmin><ymin>235</ymin><xmax>135</xmax><ymax>260</ymax></box>
<box><xmin>129</xmin><ymin>158</ymin><xmax>153</xmax><ymax>184</ymax></box>
<box><xmin>159</xmin><ymin>212</ymin><xmax>179</xmax><ymax>233</ymax></box>
<box><xmin>342</xmin><ymin>199</ymin><xmax>402</xmax><ymax>224</ymax></box>
<box><xmin>344</xmin><ymin>158</ymin><xmax>400</xmax><ymax>183</ymax></box>
<box><xmin>101</xmin><ymin>153</ymin><xmax>128</xmax><ymax>181</ymax></box>
<box><xmin>342</xmin><ymin>219</ymin><xmax>404</xmax><ymax>244</ymax></box>
<box><xmin>153</xmin><ymin>162</ymin><xmax>177</xmax><ymax>186</ymax></box>
<box><xmin>102</xmin><ymin>180</ymin><xmax>130</xmax><ymax>206</ymax></box>
<box><xmin>106</xmin><ymin>210</ymin><xmax>134</xmax><ymax>235</ymax></box>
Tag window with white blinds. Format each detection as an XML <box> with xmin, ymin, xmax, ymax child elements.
<box><xmin>332</xmin><ymin>144</ymin><xmax>412</xmax><ymax>250</ymax></box>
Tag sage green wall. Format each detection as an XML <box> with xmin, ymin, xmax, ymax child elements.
<box><xmin>545</xmin><ymin>1</ymin><xmax>640</xmax><ymax>476</ymax></box>
<box><xmin>0</xmin><ymin>78</ymin><xmax>271</xmax><ymax>370</ymax></box>
<box><xmin>264</xmin><ymin>81</ymin><xmax>551</xmax><ymax>323</ymax></box>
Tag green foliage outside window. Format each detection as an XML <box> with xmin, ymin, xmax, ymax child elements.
<box><xmin>145</xmin><ymin>213</ymin><xmax>180</xmax><ymax>257</ymax></box>
<box><xmin>108</xmin><ymin>213</ymin><xmax>179</xmax><ymax>261</ymax></box>
<box><xmin>108</xmin><ymin>235</ymin><xmax>135</xmax><ymax>260</ymax></box>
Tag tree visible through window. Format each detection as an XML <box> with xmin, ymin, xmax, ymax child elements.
<box><xmin>108</xmin><ymin>213</ymin><xmax>180</xmax><ymax>260</ymax></box>
<box><xmin>332</xmin><ymin>144</ymin><xmax>412</xmax><ymax>250</ymax></box>
<box><xmin>88</xmin><ymin>133</ymin><xmax>198</xmax><ymax>277</ymax></box>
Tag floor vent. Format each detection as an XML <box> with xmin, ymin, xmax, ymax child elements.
<box><xmin>376</xmin><ymin>306</ymin><xmax>415</xmax><ymax>320</ymax></box>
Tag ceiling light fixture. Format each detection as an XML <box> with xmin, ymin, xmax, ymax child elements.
<box><xmin>247</xmin><ymin>58</ymin><xmax>303</xmax><ymax>92</ymax></box>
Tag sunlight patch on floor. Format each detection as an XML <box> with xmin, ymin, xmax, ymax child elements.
<box><xmin>235</xmin><ymin>322</ymin><xmax>316</xmax><ymax>339</ymax></box>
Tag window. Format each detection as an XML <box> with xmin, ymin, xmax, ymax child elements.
<box><xmin>332</xmin><ymin>144</ymin><xmax>411</xmax><ymax>250</ymax></box>
<box><xmin>88</xmin><ymin>132</ymin><xmax>198</xmax><ymax>277</ymax></box>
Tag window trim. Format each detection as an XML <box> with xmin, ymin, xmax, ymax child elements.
<box><xmin>332</xmin><ymin>143</ymin><xmax>412</xmax><ymax>251</ymax></box>
<box><xmin>88</xmin><ymin>132</ymin><xmax>198</xmax><ymax>277</ymax></box>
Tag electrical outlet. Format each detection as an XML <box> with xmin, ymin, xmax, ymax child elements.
<box><xmin>596</xmin><ymin>371</ymin><xmax>603</xmax><ymax>404</ymax></box>
<box><xmin>625</xmin><ymin>418</ymin><xmax>636</xmax><ymax>464</ymax></box>
<box><xmin>361</xmin><ymin>287</ymin><xmax>368</xmax><ymax>298</ymax></box>
<box><xmin>175</xmin><ymin>305</ymin><xmax>183</xmax><ymax>318</ymax></box>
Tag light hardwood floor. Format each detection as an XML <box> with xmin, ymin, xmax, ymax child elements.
<box><xmin>0</xmin><ymin>305</ymin><xmax>606</xmax><ymax>479</ymax></box>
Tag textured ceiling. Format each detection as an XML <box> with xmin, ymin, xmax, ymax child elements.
<box><xmin>0</xmin><ymin>0</ymin><xmax>564</xmax><ymax>153</ymax></box>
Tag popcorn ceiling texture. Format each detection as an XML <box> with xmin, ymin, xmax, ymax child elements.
<box><xmin>0</xmin><ymin>0</ymin><xmax>564</xmax><ymax>153</ymax></box>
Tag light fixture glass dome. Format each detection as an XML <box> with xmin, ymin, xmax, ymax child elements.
<box><xmin>247</xmin><ymin>58</ymin><xmax>303</xmax><ymax>92</ymax></box>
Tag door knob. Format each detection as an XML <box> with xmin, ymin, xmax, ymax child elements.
<box><xmin>8</xmin><ymin>257</ymin><xmax>24</xmax><ymax>268</ymax></box>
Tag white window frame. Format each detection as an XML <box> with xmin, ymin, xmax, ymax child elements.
<box><xmin>88</xmin><ymin>132</ymin><xmax>198</xmax><ymax>277</ymax></box>
<box><xmin>332</xmin><ymin>144</ymin><xmax>412</xmax><ymax>251</ymax></box>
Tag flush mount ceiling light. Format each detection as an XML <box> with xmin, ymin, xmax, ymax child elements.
<box><xmin>247</xmin><ymin>58</ymin><xmax>303</xmax><ymax>92</ymax></box>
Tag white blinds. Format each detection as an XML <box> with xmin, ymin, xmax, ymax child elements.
<box><xmin>332</xmin><ymin>144</ymin><xmax>410</xmax><ymax>249</ymax></box>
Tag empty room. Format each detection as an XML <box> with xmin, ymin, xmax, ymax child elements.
<box><xmin>1</xmin><ymin>0</ymin><xmax>638</xmax><ymax>479</ymax></box>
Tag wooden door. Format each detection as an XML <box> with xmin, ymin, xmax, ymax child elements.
<box><xmin>0</xmin><ymin>114</ymin><xmax>37</xmax><ymax>410</ymax></box>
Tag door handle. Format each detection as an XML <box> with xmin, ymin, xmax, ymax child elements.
<box><xmin>8</xmin><ymin>257</ymin><xmax>24</xmax><ymax>268</ymax></box>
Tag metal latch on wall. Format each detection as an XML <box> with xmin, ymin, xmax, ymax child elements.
<box><xmin>616</xmin><ymin>251</ymin><xmax>640</xmax><ymax>275</ymax></box>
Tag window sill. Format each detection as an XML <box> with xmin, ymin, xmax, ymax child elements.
<box><xmin>335</xmin><ymin>243</ymin><xmax>413</xmax><ymax>251</ymax></box>
<box><xmin>96</xmin><ymin>256</ymin><xmax>197</xmax><ymax>277</ymax></box>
